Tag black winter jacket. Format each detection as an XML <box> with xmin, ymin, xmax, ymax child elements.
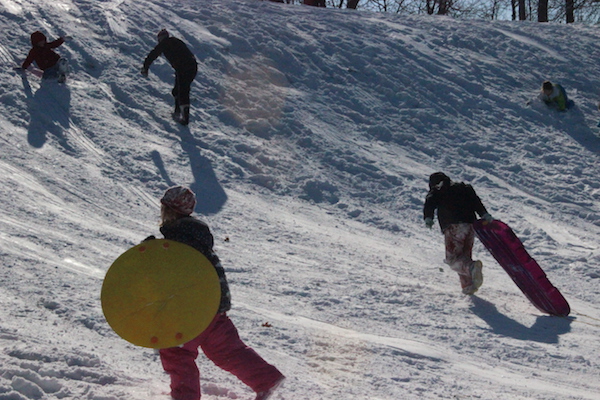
<box><xmin>423</xmin><ymin>182</ymin><xmax>488</xmax><ymax>232</ymax></box>
<box><xmin>143</xmin><ymin>37</ymin><xmax>197</xmax><ymax>73</ymax></box>
<box><xmin>160</xmin><ymin>216</ymin><xmax>232</xmax><ymax>313</ymax></box>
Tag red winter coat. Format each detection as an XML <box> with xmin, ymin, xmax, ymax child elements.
<box><xmin>22</xmin><ymin>31</ymin><xmax>64</xmax><ymax>70</ymax></box>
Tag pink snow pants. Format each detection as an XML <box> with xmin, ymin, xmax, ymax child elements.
<box><xmin>159</xmin><ymin>313</ymin><xmax>284</xmax><ymax>400</ymax></box>
<box><xmin>444</xmin><ymin>223</ymin><xmax>475</xmax><ymax>290</ymax></box>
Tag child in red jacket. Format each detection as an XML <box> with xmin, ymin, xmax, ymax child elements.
<box><xmin>21</xmin><ymin>31</ymin><xmax>70</xmax><ymax>82</ymax></box>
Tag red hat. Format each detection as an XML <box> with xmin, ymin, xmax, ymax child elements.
<box><xmin>160</xmin><ymin>186</ymin><xmax>196</xmax><ymax>215</ymax></box>
<box><xmin>31</xmin><ymin>31</ymin><xmax>47</xmax><ymax>46</ymax></box>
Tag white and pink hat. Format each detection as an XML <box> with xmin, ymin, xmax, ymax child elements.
<box><xmin>160</xmin><ymin>186</ymin><xmax>196</xmax><ymax>215</ymax></box>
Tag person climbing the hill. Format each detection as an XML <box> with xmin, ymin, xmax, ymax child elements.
<box><xmin>141</xmin><ymin>29</ymin><xmax>198</xmax><ymax>126</ymax></box>
<box><xmin>19</xmin><ymin>31</ymin><xmax>71</xmax><ymax>83</ymax></box>
<box><xmin>539</xmin><ymin>80</ymin><xmax>572</xmax><ymax>111</ymax></box>
<box><xmin>146</xmin><ymin>186</ymin><xmax>285</xmax><ymax>400</ymax></box>
<box><xmin>423</xmin><ymin>172</ymin><xmax>493</xmax><ymax>295</ymax></box>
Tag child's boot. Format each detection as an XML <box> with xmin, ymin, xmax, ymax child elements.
<box><xmin>255</xmin><ymin>376</ymin><xmax>285</xmax><ymax>400</ymax></box>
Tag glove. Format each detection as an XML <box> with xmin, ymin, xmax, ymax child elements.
<box><xmin>140</xmin><ymin>67</ymin><xmax>148</xmax><ymax>77</ymax></box>
<box><xmin>482</xmin><ymin>213</ymin><xmax>494</xmax><ymax>223</ymax></box>
<box><xmin>425</xmin><ymin>217</ymin><xmax>434</xmax><ymax>229</ymax></box>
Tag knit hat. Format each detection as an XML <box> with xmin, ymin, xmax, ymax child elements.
<box><xmin>157</xmin><ymin>29</ymin><xmax>169</xmax><ymax>42</ymax></box>
<box><xmin>160</xmin><ymin>186</ymin><xmax>196</xmax><ymax>215</ymax></box>
<box><xmin>542</xmin><ymin>81</ymin><xmax>553</xmax><ymax>92</ymax></box>
<box><xmin>429</xmin><ymin>172</ymin><xmax>451</xmax><ymax>190</ymax></box>
<box><xmin>31</xmin><ymin>31</ymin><xmax>47</xmax><ymax>46</ymax></box>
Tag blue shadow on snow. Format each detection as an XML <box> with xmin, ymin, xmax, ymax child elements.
<box><xmin>22</xmin><ymin>74</ymin><xmax>74</xmax><ymax>154</ymax></box>
<box><xmin>555</xmin><ymin>105</ymin><xmax>600</xmax><ymax>155</ymax></box>
<box><xmin>151</xmin><ymin>128</ymin><xmax>227</xmax><ymax>216</ymax></box>
<box><xmin>469</xmin><ymin>296</ymin><xmax>571</xmax><ymax>344</ymax></box>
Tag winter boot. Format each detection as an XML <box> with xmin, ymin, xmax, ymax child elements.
<box><xmin>255</xmin><ymin>376</ymin><xmax>285</xmax><ymax>400</ymax></box>
<box><xmin>471</xmin><ymin>260</ymin><xmax>483</xmax><ymax>291</ymax></box>
<box><xmin>462</xmin><ymin>260</ymin><xmax>483</xmax><ymax>295</ymax></box>
<box><xmin>57</xmin><ymin>58</ymin><xmax>68</xmax><ymax>83</ymax></box>
<box><xmin>171</xmin><ymin>99</ymin><xmax>181</xmax><ymax>120</ymax></box>
<box><xmin>179</xmin><ymin>105</ymin><xmax>190</xmax><ymax>126</ymax></box>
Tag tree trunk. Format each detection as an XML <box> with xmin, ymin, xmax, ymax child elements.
<box><xmin>518</xmin><ymin>0</ymin><xmax>526</xmax><ymax>20</ymax></box>
<box><xmin>438</xmin><ymin>0</ymin><xmax>450</xmax><ymax>15</ymax></box>
<box><xmin>426</xmin><ymin>0</ymin><xmax>434</xmax><ymax>14</ymax></box>
<box><xmin>347</xmin><ymin>0</ymin><xmax>359</xmax><ymax>9</ymax></box>
<box><xmin>538</xmin><ymin>0</ymin><xmax>548</xmax><ymax>22</ymax></box>
<box><xmin>566</xmin><ymin>0</ymin><xmax>575</xmax><ymax>23</ymax></box>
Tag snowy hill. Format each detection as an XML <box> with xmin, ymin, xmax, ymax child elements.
<box><xmin>1</xmin><ymin>0</ymin><xmax>599</xmax><ymax>399</ymax></box>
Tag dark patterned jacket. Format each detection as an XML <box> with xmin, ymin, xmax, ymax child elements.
<box><xmin>160</xmin><ymin>217</ymin><xmax>232</xmax><ymax>313</ymax></box>
<box><xmin>423</xmin><ymin>182</ymin><xmax>488</xmax><ymax>233</ymax></box>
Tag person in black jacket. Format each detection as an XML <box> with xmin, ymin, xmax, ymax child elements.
<box><xmin>150</xmin><ymin>186</ymin><xmax>285</xmax><ymax>400</ymax></box>
<box><xmin>423</xmin><ymin>172</ymin><xmax>493</xmax><ymax>295</ymax></box>
<box><xmin>142</xmin><ymin>29</ymin><xmax>198</xmax><ymax>125</ymax></box>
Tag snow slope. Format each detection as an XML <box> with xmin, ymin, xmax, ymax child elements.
<box><xmin>0</xmin><ymin>0</ymin><xmax>599</xmax><ymax>399</ymax></box>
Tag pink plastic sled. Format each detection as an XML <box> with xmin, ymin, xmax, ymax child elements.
<box><xmin>474</xmin><ymin>219</ymin><xmax>570</xmax><ymax>317</ymax></box>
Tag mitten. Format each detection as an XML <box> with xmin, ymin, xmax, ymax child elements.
<box><xmin>425</xmin><ymin>217</ymin><xmax>434</xmax><ymax>229</ymax></box>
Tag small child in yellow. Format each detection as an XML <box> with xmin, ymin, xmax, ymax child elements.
<box><xmin>538</xmin><ymin>80</ymin><xmax>570</xmax><ymax>111</ymax></box>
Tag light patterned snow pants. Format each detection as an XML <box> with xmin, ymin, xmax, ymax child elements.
<box><xmin>443</xmin><ymin>223</ymin><xmax>476</xmax><ymax>290</ymax></box>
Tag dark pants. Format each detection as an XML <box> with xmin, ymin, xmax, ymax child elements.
<box><xmin>172</xmin><ymin>64</ymin><xmax>198</xmax><ymax>112</ymax></box>
<box><xmin>42</xmin><ymin>58</ymin><xmax>69</xmax><ymax>80</ymax></box>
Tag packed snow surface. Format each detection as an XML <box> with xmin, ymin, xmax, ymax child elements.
<box><xmin>0</xmin><ymin>0</ymin><xmax>599</xmax><ymax>399</ymax></box>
